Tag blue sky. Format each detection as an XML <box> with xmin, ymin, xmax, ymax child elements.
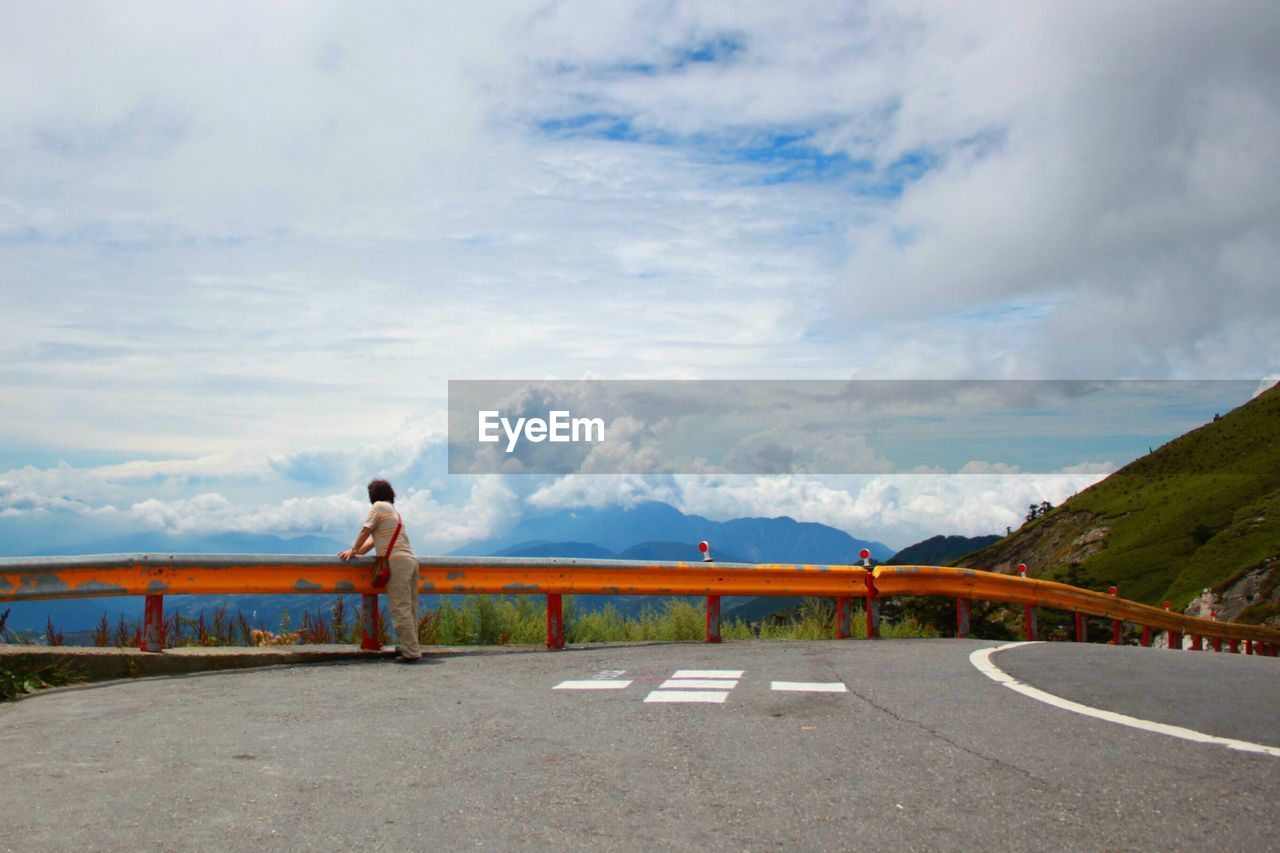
<box><xmin>1</xmin><ymin>2</ymin><xmax>1277</xmax><ymax>553</ymax></box>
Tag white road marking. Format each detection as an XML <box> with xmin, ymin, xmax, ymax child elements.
<box><xmin>659</xmin><ymin>678</ymin><xmax>738</xmax><ymax>690</ymax></box>
<box><xmin>970</xmin><ymin>643</ymin><xmax>1280</xmax><ymax>759</ymax></box>
<box><xmin>553</xmin><ymin>680</ymin><xmax>633</xmax><ymax>690</ymax></box>
<box><xmin>644</xmin><ymin>690</ymin><xmax>730</xmax><ymax>704</ymax></box>
<box><xmin>771</xmin><ymin>681</ymin><xmax>848</xmax><ymax>693</ymax></box>
<box><xmin>671</xmin><ymin>669</ymin><xmax>744</xmax><ymax>679</ymax></box>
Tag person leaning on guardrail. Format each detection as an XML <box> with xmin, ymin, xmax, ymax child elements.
<box><xmin>339</xmin><ymin>479</ymin><xmax>422</xmax><ymax>662</ymax></box>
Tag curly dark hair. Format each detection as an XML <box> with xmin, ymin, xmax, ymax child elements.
<box><xmin>367</xmin><ymin>479</ymin><xmax>396</xmax><ymax>504</ymax></box>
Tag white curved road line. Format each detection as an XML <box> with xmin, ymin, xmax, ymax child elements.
<box><xmin>969</xmin><ymin>642</ymin><xmax>1280</xmax><ymax>759</ymax></box>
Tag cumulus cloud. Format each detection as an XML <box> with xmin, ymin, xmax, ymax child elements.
<box><xmin>523</xmin><ymin>467</ymin><xmax>1109</xmax><ymax>548</ymax></box>
<box><xmin>1</xmin><ymin>3</ymin><xmax>1271</xmax><ymax>552</ymax></box>
<box><xmin>6</xmin><ymin>3</ymin><xmax>1274</xmax><ymax>462</ymax></box>
<box><xmin>121</xmin><ymin>477</ymin><xmax>519</xmax><ymax>552</ymax></box>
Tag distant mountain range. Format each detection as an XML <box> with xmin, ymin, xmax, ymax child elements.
<box><xmin>885</xmin><ymin>534</ymin><xmax>1001</xmax><ymax>566</ymax></box>
<box><xmin>15</xmin><ymin>531</ymin><xmax>347</xmax><ymax>558</ymax></box>
<box><xmin>455</xmin><ymin>500</ymin><xmax>893</xmax><ymax>564</ymax></box>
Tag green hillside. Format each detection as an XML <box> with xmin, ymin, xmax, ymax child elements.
<box><xmin>960</xmin><ymin>382</ymin><xmax>1280</xmax><ymax>616</ymax></box>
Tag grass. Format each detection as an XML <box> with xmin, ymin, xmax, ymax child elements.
<box><xmin>18</xmin><ymin>594</ymin><xmax>939</xmax><ymax>652</ymax></box>
<box><xmin>1063</xmin><ymin>385</ymin><xmax>1280</xmax><ymax>607</ymax></box>
<box><xmin>0</xmin><ymin>655</ymin><xmax>85</xmax><ymax>701</ymax></box>
<box><xmin>962</xmin><ymin>383</ymin><xmax>1280</xmax><ymax>612</ymax></box>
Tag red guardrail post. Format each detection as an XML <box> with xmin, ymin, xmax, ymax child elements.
<box><xmin>1108</xmin><ymin>586</ymin><xmax>1121</xmax><ymax>645</ymax></box>
<box><xmin>1017</xmin><ymin>565</ymin><xmax>1037</xmax><ymax>641</ymax></box>
<box><xmin>1190</xmin><ymin>634</ymin><xmax>1203</xmax><ymax>651</ymax></box>
<box><xmin>705</xmin><ymin>595</ymin><xmax>722</xmax><ymax>643</ymax></box>
<box><xmin>360</xmin><ymin>594</ymin><xmax>380</xmax><ymax>650</ymax></box>
<box><xmin>1141</xmin><ymin>626</ymin><xmax>1151</xmax><ymax>647</ymax></box>
<box><xmin>861</xmin><ymin>550</ymin><xmax>879</xmax><ymax>639</ymax></box>
<box><xmin>1229</xmin><ymin>638</ymin><xmax>1239</xmax><ymax>654</ymax></box>
<box><xmin>836</xmin><ymin>596</ymin><xmax>852</xmax><ymax>639</ymax></box>
<box><xmin>141</xmin><ymin>594</ymin><xmax>164</xmax><ymax>652</ymax></box>
<box><xmin>1164</xmin><ymin>602</ymin><xmax>1180</xmax><ymax>651</ymax></box>
<box><xmin>956</xmin><ymin>598</ymin><xmax>970</xmax><ymax>639</ymax></box>
<box><xmin>1075</xmin><ymin>612</ymin><xmax>1085</xmax><ymax>642</ymax></box>
<box><xmin>698</xmin><ymin>541</ymin><xmax>720</xmax><ymax>643</ymax></box>
<box><xmin>1246</xmin><ymin>639</ymin><xmax>1254</xmax><ymax>655</ymax></box>
<box><xmin>546</xmin><ymin>593</ymin><xmax>565</xmax><ymax>650</ymax></box>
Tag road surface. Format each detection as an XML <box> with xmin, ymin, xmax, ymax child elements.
<box><xmin>2</xmin><ymin>639</ymin><xmax>1277</xmax><ymax>850</ymax></box>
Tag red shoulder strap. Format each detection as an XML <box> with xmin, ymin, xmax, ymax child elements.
<box><xmin>385</xmin><ymin>513</ymin><xmax>402</xmax><ymax>555</ymax></box>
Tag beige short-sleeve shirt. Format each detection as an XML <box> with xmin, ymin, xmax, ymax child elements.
<box><xmin>363</xmin><ymin>501</ymin><xmax>414</xmax><ymax>557</ymax></box>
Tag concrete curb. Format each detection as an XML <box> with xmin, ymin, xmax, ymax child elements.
<box><xmin>1</xmin><ymin>639</ymin><xmax>680</xmax><ymax>690</ymax></box>
<box><xmin>1</xmin><ymin>642</ymin><xmax>396</xmax><ymax>682</ymax></box>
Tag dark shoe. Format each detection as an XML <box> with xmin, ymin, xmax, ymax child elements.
<box><xmin>393</xmin><ymin>655</ymin><xmax>423</xmax><ymax>664</ymax></box>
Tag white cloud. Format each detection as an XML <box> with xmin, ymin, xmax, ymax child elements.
<box><xmin>523</xmin><ymin>467</ymin><xmax>1108</xmax><ymax>549</ymax></box>
<box><xmin>1</xmin><ymin>3</ymin><xmax>1272</xmax><ymax>552</ymax></box>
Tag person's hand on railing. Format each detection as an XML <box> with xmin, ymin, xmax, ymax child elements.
<box><xmin>338</xmin><ymin>549</ymin><xmax>355</xmax><ymax>561</ymax></box>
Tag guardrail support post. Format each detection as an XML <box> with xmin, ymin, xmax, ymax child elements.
<box><xmin>1190</xmin><ymin>634</ymin><xmax>1202</xmax><ymax>651</ymax></box>
<box><xmin>1246</xmin><ymin>639</ymin><xmax>1253</xmax><ymax>655</ymax></box>
<box><xmin>1229</xmin><ymin>638</ymin><xmax>1239</xmax><ymax>654</ymax></box>
<box><xmin>1168</xmin><ymin>630</ymin><xmax>1182</xmax><ymax>650</ymax></box>
<box><xmin>546</xmin><ymin>593</ymin><xmax>565</xmax><ymax>650</ymax></box>
<box><xmin>1024</xmin><ymin>605</ymin><xmax>1037</xmax><ymax>641</ymax></box>
<box><xmin>1140</xmin><ymin>626</ymin><xmax>1151</xmax><ymax>647</ymax></box>
<box><xmin>705</xmin><ymin>595</ymin><xmax>722</xmax><ymax>643</ymax></box>
<box><xmin>836</xmin><ymin>596</ymin><xmax>852</xmax><ymax>639</ymax></box>
<box><xmin>864</xmin><ymin>573</ymin><xmax>880</xmax><ymax>639</ymax></box>
<box><xmin>360</xmin><ymin>594</ymin><xmax>381</xmax><ymax>650</ymax></box>
<box><xmin>1075</xmin><ymin>612</ymin><xmax>1085</xmax><ymax>642</ymax></box>
<box><xmin>142</xmin><ymin>594</ymin><xmax>164</xmax><ymax>652</ymax></box>
<box><xmin>956</xmin><ymin>598</ymin><xmax>970</xmax><ymax>639</ymax></box>
<box><xmin>1108</xmin><ymin>586</ymin><xmax>1120</xmax><ymax>645</ymax></box>
<box><xmin>1212</xmin><ymin>636</ymin><xmax>1222</xmax><ymax>652</ymax></box>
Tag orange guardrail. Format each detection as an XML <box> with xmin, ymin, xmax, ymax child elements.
<box><xmin>0</xmin><ymin>555</ymin><xmax>868</xmax><ymax>599</ymax></box>
<box><xmin>1</xmin><ymin>554</ymin><xmax>1277</xmax><ymax>655</ymax></box>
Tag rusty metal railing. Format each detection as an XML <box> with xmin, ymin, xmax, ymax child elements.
<box><xmin>1</xmin><ymin>554</ymin><xmax>1277</xmax><ymax>655</ymax></box>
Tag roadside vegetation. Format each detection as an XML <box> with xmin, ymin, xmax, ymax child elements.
<box><xmin>0</xmin><ymin>655</ymin><xmax>84</xmax><ymax>701</ymax></box>
<box><xmin>960</xmin><ymin>382</ymin><xmax>1280</xmax><ymax>613</ymax></box>
<box><xmin>6</xmin><ymin>594</ymin><xmax>938</xmax><ymax>653</ymax></box>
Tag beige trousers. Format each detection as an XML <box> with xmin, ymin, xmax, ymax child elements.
<box><xmin>386</xmin><ymin>553</ymin><xmax>421</xmax><ymax>658</ymax></box>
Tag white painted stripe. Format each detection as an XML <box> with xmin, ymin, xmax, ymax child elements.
<box><xmin>659</xmin><ymin>678</ymin><xmax>738</xmax><ymax>690</ymax></box>
<box><xmin>771</xmin><ymin>681</ymin><xmax>848</xmax><ymax>693</ymax></box>
<box><xmin>671</xmin><ymin>669</ymin><xmax>744</xmax><ymax>679</ymax></box>
<box><xmin>644</xmin><ymin>690</ymin><xmax>729</xmax><ymax>704</ymax></box>
<box><xmin>969</xmin><ymin>643</ymin><xmax>1280</xmax><ymax>759</ymax></box>
<box><xmin>553</xmin><ymin>680</ymin><xmax>633</xmax><ymax>690</ymax></box>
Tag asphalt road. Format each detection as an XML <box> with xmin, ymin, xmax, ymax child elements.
<box><xmin>2</xmin><ymin>639</ymin><xmax>1277</xmax><ymax>851</ymax></box>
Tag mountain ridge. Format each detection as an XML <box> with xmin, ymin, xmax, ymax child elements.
<box><xmin>958</xmin><ymin>381</ymin><xmax>1280</xmax><ymax>623</ymax></box>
